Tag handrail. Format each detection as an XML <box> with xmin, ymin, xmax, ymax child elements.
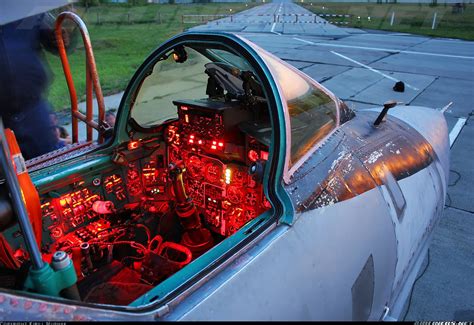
<box><xmin>54</xmin><ymin>11</ymin><xmax>106</xmax><ymax>144</ymax></box>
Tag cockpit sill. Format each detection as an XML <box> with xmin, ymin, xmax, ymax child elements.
<box><xmin>0</xmin><ymin>210</ymin><xmax>278</xmax><ymax>319</ymax></box>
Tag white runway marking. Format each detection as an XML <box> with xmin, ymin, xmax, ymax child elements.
<box><xmin>330</xmin><ymin>51</ymin><xmax>419</xmax><ymax>91</ymax></box>
<box><xmin>449</xmin><ymin>117</ymin><xmax>467</xmax><ymax>148</ymax></box>
<box><xmin>293</xmin><ymin>37</ymin><xmax>474</xmax><ymax>60</ymax></box>
<box><xmin>293</xmin><ymin>37</ymin><xmax>314</xmax><ymax>45</ymax></box>
<box><xmin>439</xmin><ymin>102</ymin><xmax>453</xmax><ymax>113</ymax></box>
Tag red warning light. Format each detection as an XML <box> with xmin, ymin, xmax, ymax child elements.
<box><xmin>218</xmin><ymin>142</ymin><xmax>224</xmax><ymax>147</ymax></box>
<box><xmin>128</xmin><ymin>140</ymin><xmax>141</xmax><ymax>151</ymax></box>
<box><xmin>211</xmin><ymin>145</ymin><xmax>217</xmax><ymax>150</ymax></box>
<box><xmin>181</xmin><ymin>106</ymin><xmax>189</xmax><ymax>111</ymax></box>
<box><xmin>198</xmin><ymin>140</ymin><xmax>203</xmax><ymax>145</ymax></box>
<box><xmin>260</xmin><ymin>151</ymin><xmax>269</xmax><ymax>161</ymax></box>
<box><xmin>248</xmin><ymin>150</ymin><xmax>259</xmax><ymax>162</ymax></box>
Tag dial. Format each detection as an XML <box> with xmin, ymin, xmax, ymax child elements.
<box><xmin>187</xmin><ymin>155</ymin><xmax>204</xmax><ymax>179</ymax></box>
<box><xmin>232</xmin><ymin>168</ymin><xmax>246</xmax><ymax>185</ymax></box>
<box><xmin>227</xmin><ymin>186</ymin><xmax>244</xmax><ymax>204</ymax></box>
<box><xmin>50</xmin><ymin>226</ymin><xmax>63</xmax><ymax>239</ymax></box>
<box><xmin>205</xmin><ymin>162</ymin><xmax>222</xmax><ymax>184</ymax></box>
<box><xmin>245</xmin><ymin>191</ymin><xmax>258</xmax><ymax>206</ymax></box>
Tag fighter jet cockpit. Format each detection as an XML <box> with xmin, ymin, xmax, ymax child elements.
<box><xmin>0</xmin><ymin>41</ymin><xmax>274</xmax><ymax>307</ymax></box>
<box><xmin>127</xmin><ymin>42</ymin><xmax>272</xmax><ymax>237</ymax></box>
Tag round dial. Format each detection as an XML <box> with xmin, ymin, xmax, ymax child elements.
<box><xmin>187</xmin><ymin>155</ymin><xmax>204</xmax><ymax>179</ymax></box>
<box><xmin>205</xmin><ymin>162</ymin><xmax>222</xmax><ymax>184</ymax></box>
<box><xmin>245</xmin><ymin>191</ymin><xmax>258</xmax><ymax>206</ymax></box>
<box><xmin>50</xmin><ymin>226</ymin><xmax>63</xmax><ymax>239</ymax></box>
<box><xmin>232</xmin><ymin>168</ymin><xmax>246</xmax><ymax>185</ymax></box>
<box><xmin>227</xmin><ymin>186</ymin><xmax>244</xmax><ymax>204</ymax></box>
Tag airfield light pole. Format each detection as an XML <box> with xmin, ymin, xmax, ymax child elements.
<box><xmin>432</xmin><ymin>12</ymin><xmax>438</xmax><ymax>30</ymax></box>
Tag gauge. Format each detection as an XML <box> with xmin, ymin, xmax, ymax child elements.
<box><xmin>205</xmin><ymin>162</ymin><xmax>222</xmax><ymax>184</ymax></box>
<box><xmin>50</xmin><ymin>226</ymin><xmax>63</xmax><ymax>239</ymax></box>
<box><xmin>232</xmin><ymin>168</ymin><xmax>246</xmax><ymax>185</ymax></box>
<box><xmin>244</xmin><ymin>208</ymin><xmax>256</xmax><ymax>220</ymax></box>
<box><xmin>227</xmin><ymin>186</ymin><xmax>244</xmax><ymax>204</ymax></box>
<box><xmin>245</xmin><ymin>191</ymin><xmax>258</xmax><ymax>206</ymax></box>
<box><xmin>187</xmin><ymin>155</ymin><xmax>204</xmax><ymax>179</ymax></box>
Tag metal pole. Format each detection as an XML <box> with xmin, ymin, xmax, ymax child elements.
<box><xmin>432</xmin><ymin>12</ymin><xmax>437</xmax><ymax>30</ymax></box>
<box><xmin>390</xmin><ymin>11</ymin><xmax>395</xmax><ymax>26</ymax></box>
<box><xmin>0</xmin><ymin>121</ymin><xmax>44</xmax><ymax>270</ymax></box>
<box><xmin>86</xmin><ymin>63</ymin><xmax>93</xmax><ymax>142</ymax></box>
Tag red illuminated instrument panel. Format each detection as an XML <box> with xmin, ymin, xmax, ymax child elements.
<box><xmin>170</xmin><ymin>99</ymin><xmax>270</xmax><ymax>236</ymax></box>
<box><xmin>174</xmin><ymin>99</ymin><xmax>251</xmax><ymax>157</ymax></box>
<box><xmin>41</xmin><ymin>188</ymin><xmax>102</xmax><ymax>243</ymax></box>
<box><xmin>182</xmin><ymin>151</ymin><xmax>269</xmax><ymax>236</ymax></box>
<box><xmin>39</xmin><ymin>173</ymin><xmax>127</xmax><ymax>251</ymax></box>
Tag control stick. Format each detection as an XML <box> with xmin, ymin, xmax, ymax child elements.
<box><xmin>169</xmin><ymin>162</ymin><xmax>213</xmax><ymax>256</ymax></box>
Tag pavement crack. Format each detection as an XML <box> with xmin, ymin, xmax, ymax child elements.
<box><xmin>446</xmin><ymin>192</ymin><xmax>452</xmax><ymax>206</ymax></box>
<box><xmin>408</xmin><ymin>76</ymin><xmax>438</xmax><ymax>105</ymax></box>
<box><xmin>448</xmin><ymin>169</ymin><xmax>462</xmax><ymax>187</ymax></box>
<box><xmin>403</xmin><ymin>37</ymin><xmax>431</xmax><ymax>52</ymax></box>
<box><xmin>444</xmin><ymin>204</ymin><xmax>474</xmax><ymax>215</ymax></box>
<box><xmin>336</xmin><ymin>69</ymin><xmax>384</xmax><ymax>99</ymax></box>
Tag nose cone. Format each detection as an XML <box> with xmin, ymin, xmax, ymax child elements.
<box><xmin>386</xmin><ymin>105</ymin><xmax>450</xmax><ymax>186</ymax></box>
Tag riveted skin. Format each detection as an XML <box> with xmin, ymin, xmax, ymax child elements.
<box><xmin>286</xmin><ymin>110</ymin><xmax>437</xmax><ymax>212</ymax></box>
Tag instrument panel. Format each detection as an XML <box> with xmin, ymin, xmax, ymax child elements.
<box><xmin>170</xmin><ymin>99</ymin><xmax>270</xmax><ymax>236</ymax></box>
<box><xmin>39</xmin><ymin>170</ymin><xmax>130</xmax><ymax>254</ymax></box>
<box><xmin>4</xmin><ymin>98</ymin><xmax>270</xmax><ymax>269</ymax></box>
<box><xmin>0</xmin><ymin>97</ymin><xmax>271</xmax><ymax>305</ymax></box>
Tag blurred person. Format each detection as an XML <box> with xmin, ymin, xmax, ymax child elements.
<box><xmin>105</xmin><ymin>109</ymin><xmax>116</xmax><ymax>128</ymax></box>
<box><xmin>50</xmin><ymin>112</ymin><xmax>72</xmax><ymax>144</ymax></box>
<box><xmin>0</xmin><ymin>4</ymin><xmax>76</xmax><ymax>160</ymax></box>
<box><xmin>53</xmin><ymin>126</ymin><xmax>68</xmax><ymax>149</ymax></box>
